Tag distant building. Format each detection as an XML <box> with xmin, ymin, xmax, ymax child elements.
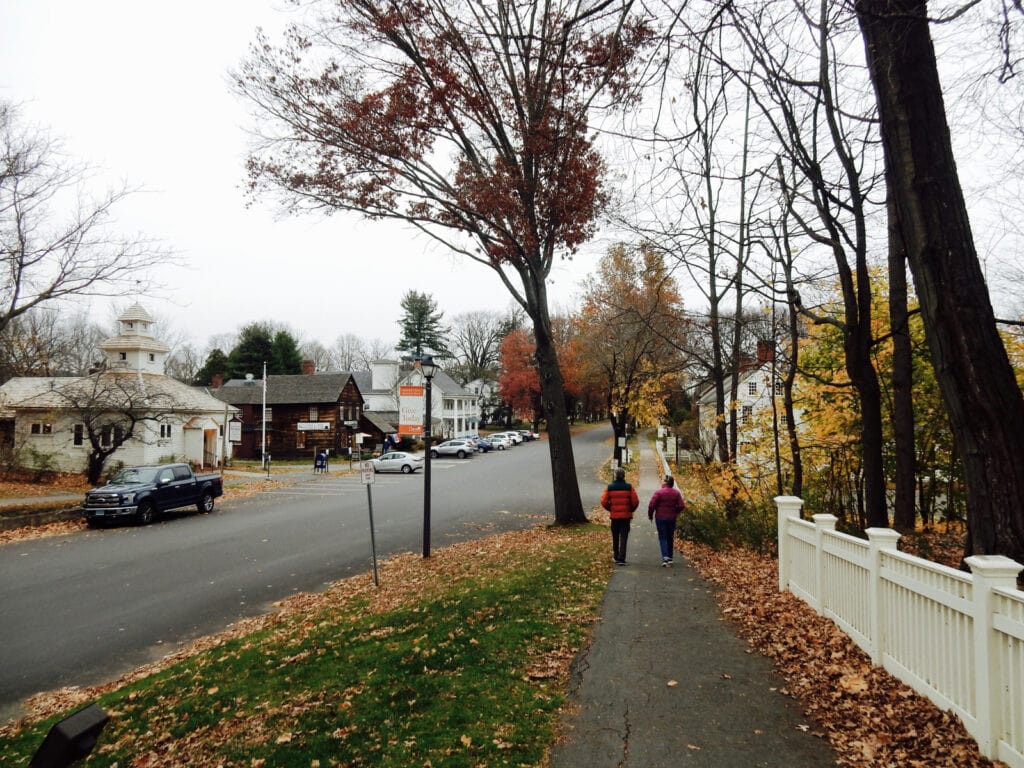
<box><xmin>211</xmin><ymin>363</ymin><xmax>366</xmax><ymax>460</ymax></box>
<box><xmin>0</xmin><ymin>304</ymin><xmax>236</xmax><ymax>473</ymax></box>
<box><xmin>353</xmin><ymin>360</ymin><xmax>482</xmax><ymax>440</ymax></box>
<box><xmin>694</xmin><ymin>340</ymin><xmax>800</xmax><ymax>461</ymax></box>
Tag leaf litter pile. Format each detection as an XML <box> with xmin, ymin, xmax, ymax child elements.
<box><xmin>678</xmin><ymin>539</ymin><xmax>1005</xmax><ymax>767</ymax></box>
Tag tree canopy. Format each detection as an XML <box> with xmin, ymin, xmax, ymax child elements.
<box><xmin>236</xmin><ymin>0</ymin><xmax>656</xmax><ymax>524</ymax></box>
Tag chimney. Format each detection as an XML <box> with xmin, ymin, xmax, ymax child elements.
<box><xmin>756</xmin><ymin>340</ymin><xmax>775</xmax><ymax>365</ymax></box>
<box><xmin>211</xmin><ymin>372</ymin><xmax>223</xmax><ymax>388</ymax></box>
<box><xmin>302</xmin><ymin>360</ymin><xmax>315</xmax><ymax>375</ymax></box>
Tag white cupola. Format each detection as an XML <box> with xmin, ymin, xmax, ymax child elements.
<box><xmin>98</xmin><ymin>303</ymin><xmax>170</xmax><ymax>374</ymax></box>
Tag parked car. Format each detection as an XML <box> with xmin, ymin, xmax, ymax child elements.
<box><xmin>371</xmin><ymin>451</ymin><xmax>424</xmax><ymax>474</ymax></box>
<box><xmin>82</xmin><ymin>463</ymin><xmax>223</xmax><ymax>527</ymax></box>
<box><xmin>488</xmin><ymin>434</ymin><xmax>511</xmax><ymax>450</ymax></box>
<box><xmin>517</xmin><ymin>429</ymin><xmax>539</xmax><ymax>441</ymax></box>
<box><xmin>430</xmin><ymin>439</ymin><xmax>475</xmax><ymax>458</ymax></box>
<box><xmin>474</xmin><ymin>438</ymin><xmax>493</xmax><ymax>452</ymax></box>
<box><xmin>493</xmin><ymin>431</ymin><xmax>523</xmax><ymax>445</ymax></box>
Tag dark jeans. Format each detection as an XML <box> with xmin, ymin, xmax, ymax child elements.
<box><xmin>655</xmin><ymin>517</ymin><xmax>677</xmax><ymax>560</ymax></box>
<box><xmin>611</xmin><ymin>518</ymin><xmax>631</xmax><ymax>562</ymax></box>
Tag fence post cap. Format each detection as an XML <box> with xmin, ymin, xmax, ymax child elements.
<box><xmin>866</xmin><ymin>528</ymin><xmax>902</xmax><ymax>547</ymax></box>
<box><xmin>965</xmin><ymin>555</ymin><xmax>1023</xmax><ymax>580</ymax></box>
<box><xmin>811</xmin><ymin>513</ymin><xmax>838</xmax><ymax>527</ymax></box>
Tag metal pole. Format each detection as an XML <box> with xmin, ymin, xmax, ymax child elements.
<box><xmin>261</xmin><ymin>361</ymin><xmax>268</xmax><ymax>477</ymax></box>
<box><xmin>423</xmin><ymin>374</ymin><xmax>432</xmax><ymax>558</ymax></box>
<box><xmin>367</xmin><ymin>484</ymin><xmax>379</xmax><ymax>586</ymax></box>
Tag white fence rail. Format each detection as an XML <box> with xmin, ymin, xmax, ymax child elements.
<box><xmin>775</xmin><ymin>496</ymin><xmax>1024</xmax><ymax>768</ymax></box>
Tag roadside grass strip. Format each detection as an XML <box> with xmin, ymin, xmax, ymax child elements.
<box><xmin>0</xmin><ymin>524</ymin><xmax>609</xmax><ymax>767</ymax></box>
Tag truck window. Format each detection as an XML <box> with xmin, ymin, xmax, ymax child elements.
<box><xmin>158</xmin><ymin>468</ymin><xmax>174</xmax><ymax>483</ymax></box>
<box><xmin>173</xmin><ymin>466</ymin><xmax>192</xmax><ymax>481</ymax></box>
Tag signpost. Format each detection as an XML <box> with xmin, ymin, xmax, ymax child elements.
<box><xmin>360</xmin><ymin>461</ymin><xmax>380</xmax><ymax>586</ymax></box>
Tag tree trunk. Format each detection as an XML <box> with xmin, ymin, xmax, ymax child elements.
<box><xmin>888</xmin><ymin>204</ymin><xmax>917</xmax><ymax>532</ymax></box>
<box><xmin>857</xmin><ymin>0</ymin><xmax>1024</xmax><ymax>568</ymax></box>
<box><xmin>532</xmin><ymin>314</ymin><xmax>587</xmax><ymax>525</ymax></box>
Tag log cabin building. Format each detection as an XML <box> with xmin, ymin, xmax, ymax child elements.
<box><xmin>212</xmin><ymin>364</ymin><xmax>371</xmax><ymax>461</ymax></box>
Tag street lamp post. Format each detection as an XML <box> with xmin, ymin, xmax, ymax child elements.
<box><xmin>419</xmin><ymin>356</ymin><xmax>436</xmax><ymax>558</ymax></box>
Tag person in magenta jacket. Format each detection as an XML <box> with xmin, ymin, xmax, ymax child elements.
<box><xmin>601</xmin><ymin>467</ymin><xmax>639</xmax><ymax>565</ymax></box>
<box><xmin>648</xmin><ymin>474</ymin><xmax>685</xmax><ymax>566</ymax></box>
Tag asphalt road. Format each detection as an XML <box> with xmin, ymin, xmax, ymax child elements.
<box><xmin>0</xmin><ymin>424</ymin><xmax>611</xmax><ymax>723</ymax></box>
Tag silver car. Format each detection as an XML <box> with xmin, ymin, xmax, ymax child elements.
<box><xmin>371</xmin><ymin>451</ymin><xmax>424</xmax><ymax>474</ymax></box>
<box><xmin>430</xmin><ymin>439</ymin><xmax>475</xmax><ymax>458</ymax></box>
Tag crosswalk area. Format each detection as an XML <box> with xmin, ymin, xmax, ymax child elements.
<box><xmin>256</xmin><ymin>459</ymin><xmax>469</xmax><ymax>497</ymax></box>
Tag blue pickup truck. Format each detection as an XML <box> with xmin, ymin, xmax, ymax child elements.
<box><xmin>82</xmin><ymin>463</ymin><xmax>224</xmax><ymax>527</ymax></box>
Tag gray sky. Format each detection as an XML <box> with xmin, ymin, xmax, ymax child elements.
<box><xmin>0</xmin><ymin>1</ymin><xmax>592</xmax><ymax>352</ymax></box>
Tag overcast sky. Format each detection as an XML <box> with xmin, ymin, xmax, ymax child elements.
<box><xmin>0</xmin><ymin>1</ymin><xmax>593</xmax><ymax>354</ymax></box>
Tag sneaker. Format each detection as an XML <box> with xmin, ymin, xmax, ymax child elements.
<box><xmin>661</xmin><ymin>560</ymin><xmax>668</xmax><ymax>567</ymax></box>
<box><xmin>617</xmin><ymin>560</ymin><xmax>627</xmax><ymax>566</ymax></box>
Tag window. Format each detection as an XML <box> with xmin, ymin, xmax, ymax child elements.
<box><xmin>173</xmin><ymin>465</ymin><xmax>192</xmax><ymax>481</ymax></box>
<box><xmin>73</xmin><ymin>424</ymin><xmax>84</xmax><ymax>446</ymax></box>
<box><xmin>262</xmin><ymin>407</ymin><xmax>273</xmax><ymax>421</ymax></box>
<box><xmin>774</xmin><ymin>381</ymin><xmax>784</xmax><ymax>397</ymax></box>
<box><xmin>309</xmin><ymin>406</ymin><xmax>319</xmax><ymax>421</ymax></box>
<box><xmin>747</xmin><ymin>381</ymin><xmax>757</xmax><ymax>395</ymax></box>
<box><xmin>101</xmin><ymin>424</ymin><xmax>112</xmax><ymax>447</ymax></box>
<box><xmin>741</xmin><ymin>405</ymin><xmax>753</xmax><ymax>425</ymax></box>
<box><xmin>30</xmin><ymin>423</ymin><xmax>53</xmax><ymax>435</ymax></box>
<box><xmin>296</xmin><ymin>431</ymin><xmax>306</xmax><ymax>449</ymax></box>
<box><xmin>160</xmin><ymin>424</ymin><xmax>172</xmax><ymax>438</ymax></box>
<box><xmin>148</xmin><ymin>353</ymin><xmax>155</xmax><ymax>362</ymax></box>
<box><xmin>119</xmin><ymin>352</ymin><xmax>127</xmax><ymax>361</ymax></box>
<box><xmin>780</xmin><ymin>414</ymin><xmax>789</xmax><ymax>426</ymax></box>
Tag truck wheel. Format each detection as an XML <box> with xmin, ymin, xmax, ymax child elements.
<box><xmin>198</xmin><ymin>492</ymin><xmax>215</xmax><ymax>514</ymax></box>
<box><xmin>136</xmin><ymin>501</ymin><xmax>155</xmax><ymax>526</ymax></box>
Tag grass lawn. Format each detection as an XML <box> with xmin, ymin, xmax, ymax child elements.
<box><xmin>0</xmin><ymin>523</ymin><xmax>610</xmax><ymax>767</ymax></box>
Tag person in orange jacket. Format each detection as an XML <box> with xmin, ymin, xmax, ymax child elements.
<box><xmin>601</xmin><ymin>467</ymin><xmax>639</xmax><ymax>565</ymax></box>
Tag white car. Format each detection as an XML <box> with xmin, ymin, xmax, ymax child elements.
<box><xmin>371</xmin><ymin>451</ymin><xmax>424</xmax><ymax>474</ymax></box>
<box><xmin>493</xmin><ymin>431</ymin><xmax>522</xmax><ymax>445</ymax></box>
<box><xmin>488</xmin><ymin>434</ymin><xmax>511</xmax><ymax>450</ymax></box>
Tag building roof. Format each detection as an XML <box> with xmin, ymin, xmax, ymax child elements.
<box><xmin>214</xmin><ymin>372</ymin><xmax>358</xmax><ymax>406</ymax></box>
<box><xmin>0</xmin><ymin>373</ymin><xmax>237</xmax><ymax>414</ymax></box>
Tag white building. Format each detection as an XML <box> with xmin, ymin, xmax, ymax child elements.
<box><xmin>354</xmin><ymin>359</ymin><xmax>481</xmax><ymax>439</ymax></box>
<box><xmin>695</xmin><ymin>341</ymin><xmax>801</xmax><ymax>461</ymax></box>
<box><xmin>0</xmin><ymin>304</ymin><xmax>236</xmax><ymax>474</ymax></box>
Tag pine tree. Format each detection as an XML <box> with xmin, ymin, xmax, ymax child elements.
<box><xmin>396</xmin><ymin>290</ymin><xmax>451</xmax><ymax>359</ymax></box>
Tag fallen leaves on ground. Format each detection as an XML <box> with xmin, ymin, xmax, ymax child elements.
<box><xmin>679</xmin><ymin>539</ymin><xmax>1005</xmax><ymax>768</ymax></box>
<box><xmin>1</xmin><ymin>524</ymin><xmax>602</xmax><ymax>743</ymax></box>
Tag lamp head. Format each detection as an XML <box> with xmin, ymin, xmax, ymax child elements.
<box><xmin>419</xmin><ymin>355</ymin><xmax>436</xmax><ymax>379</ymax></box>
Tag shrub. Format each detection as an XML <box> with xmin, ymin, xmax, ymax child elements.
<box><xmin>677</xmin><ymin>499</ymin><xmax>778</xmax><ymax>555</ymax></box>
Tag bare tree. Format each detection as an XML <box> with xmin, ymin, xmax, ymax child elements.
<box><xmin>331</xmin><ymin>333</ymin><xmax>370</xmax><ymax>372</ymax></box>
<box><xmin>447</xmin><ymin>309</ymin><xmax>522</xmax><ymax>385</ymax></box>
<box><xmin>54</xmin><ymin>372</ymin><xmax>179</xmax><ymax>484</ymax></box>
<box><xmin>0</xmin><ymin>101</ymin><xmax>170</xmax><ymax>337</ymax></box>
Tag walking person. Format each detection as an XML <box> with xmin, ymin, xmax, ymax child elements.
<box><xmin>601</xmin><ymin>467</ymin><xmax>639</xmax><ymax>565</ymax></box>
<box><xmin>648</xmin><ymin>474</ymin><xmax>685</xmax><ymax>567</ymax></box>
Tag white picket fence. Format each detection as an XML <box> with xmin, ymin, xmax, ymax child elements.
<box><xmin>775</xmin><ymin>496</ymin><xmax>1024</xmax><ymax>768</ymax></box>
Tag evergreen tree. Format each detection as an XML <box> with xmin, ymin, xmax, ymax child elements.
<box><xmin>228</xmin><ymin>323</ymin><xmax>275</xmax><ymax>379</ymax></box>
<box><xmin>193</xmin><ymin>348</ymin><xmax>230</xmax><ymax>386</ymax></box>
<box><xmin>271</xmin><ymin>330</ymin><xmax>304</xmax><ymax>374</ymax></box>
<box><xmin>395</xmin><ymin>290</ymin><xmax>451</xmax><ymax>358</ymax></box>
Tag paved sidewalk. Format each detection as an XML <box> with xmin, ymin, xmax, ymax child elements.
<box><xmin>549</xmin><ymin>437</ymin><xmax>837</xmax><ymax>767</ymax></box>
